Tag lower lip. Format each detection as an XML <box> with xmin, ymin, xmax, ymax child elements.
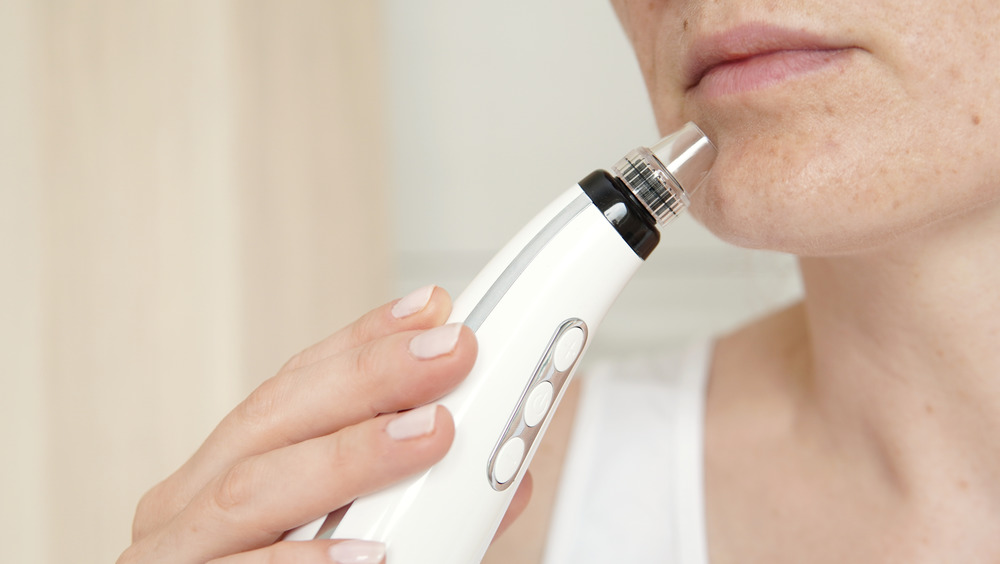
<box><xmin>693</xmin><ymin>49</ymin><xmax>851</xmax><ymax>99</ymax></box>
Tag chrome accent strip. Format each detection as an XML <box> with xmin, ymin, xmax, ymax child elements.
<box><xmin>487</xmin><ymin>318</ymin><xmax>589</xmax><ymax>490</ymax></box>
<box><xmin>464</xmin><ymin>193</ymin><xmax>592</xmax><ymax>332</ymax></box>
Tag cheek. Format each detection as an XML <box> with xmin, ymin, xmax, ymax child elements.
<box><xmin>686</xmin><ymin>128</ymin><xmax>894</xmax><ymax>254</ymax></box>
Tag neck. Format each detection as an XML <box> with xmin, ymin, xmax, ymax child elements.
<box><xmin>797</xmin><ymin>203</ymin><xmax>1000</xmax><ymax>499</ymax></box>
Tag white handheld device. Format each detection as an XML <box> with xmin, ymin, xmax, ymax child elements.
<box><xmin>287</xmin><ymin>122</ymin><xmax>717</xmax><ymax>562</ymax></box>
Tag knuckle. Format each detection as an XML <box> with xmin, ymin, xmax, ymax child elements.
<box><xmin>131</xmin><ymin>489</ymin><xmax>157</xmax><ymax>541</ymax></box>
<box><xmin>116</xmin><ymin>543</ymin><xmax>141</xmax><ymax>564</ymax></box>
<box><xmin>349</xmin><ymin>310</ymin><xmax>379</xmax><ymax>346</ymax></box>
<box><xmin>131</xmin><ymin>481</ymin><xmax>173</xmax><ymax>541</ymax></box>
<box><xmin>349</xmin><ymin>344</ymin><xmax>391</xmax><ymax>418</ymax></box>
<box><xmin>117</xmin><ymin>534</ymin><xmax>167</xmax><ymax>564</ymax></box>
<box><xmin>325</xmin><ymin>427</ymin><xmax>365</xmax><ymax>481</ymax></box>
<box><xmin>212</xmin><ymin>458</ymin><xmax>262</xmax><ymax>513</ymax></box>
<box><xmin>350</xmin><ymin>341</ymin><xmax>383</xmax><ymax>381</ymax></box>
<box><xmin>327</xmin><ymin>430</ymin><xmax>351</xmax><ymax>465</ymax></box>
<box><xmin>280</xmin><ymin>349</ymin><xmax>309</xmax><ymax>373</ymax></box>
<box><xmin>236</xmin><ymin>378</ymin><xmax>287</xmax><ymax>432</ymax></box>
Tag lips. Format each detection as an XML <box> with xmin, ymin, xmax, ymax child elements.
<box><xmin>685</xmin><ymin>24</ymin><xmax>855</xmax><ymax>96</ymax></box>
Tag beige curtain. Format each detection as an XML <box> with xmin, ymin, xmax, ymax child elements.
<box><xmin>0</xmin><ymin>2</ymin><xmax>391</xmax><ymax>562</ymax></box>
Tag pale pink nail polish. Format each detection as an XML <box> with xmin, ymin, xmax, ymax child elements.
<box><xmin>386</xmin><ymin>404</ymin><xmax>438</xmax><ymax>440</ymax></box>
<box><xmin>328</xmin><ymin>539</ymin><xmax>386</xmax><ymax>563</ymax></box>
<box><xmin>391</xmin><ymin>285</ymin><xmax>436</xmax><ymax>318</ymax></box>
<box><xmin>409</xmin><ymin>323</ymin><xmax>462</xmax><ymax>359</ymax></box>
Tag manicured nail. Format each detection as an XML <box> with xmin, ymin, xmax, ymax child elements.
<box><xmin>328</xmin><ymin>539</ymin><xmax>386</xmax><ymax>563</ymax></box>
<box><xmin>409</xmin><ymin>323</ymin><xmax>462</xmax><ymax>360</ymax></box>
<box><xmin>391</xmin><ymin>285</ymin><xmax>436</xmax><ymax>319</ymax></box>
<box><xmin>386</xmin><ymin>404</ymin><xmax>438</xmax><ymax>440</ymax></box>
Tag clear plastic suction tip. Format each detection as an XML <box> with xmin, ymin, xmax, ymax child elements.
<box><xmin>612</xmin><ymin>122</ymin><xmax>717</xmax><ymax>226</ymax></box>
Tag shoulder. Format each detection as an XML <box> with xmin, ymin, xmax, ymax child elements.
<box><xmin>706</xmin><ymin>301</ymin><xmax>810</xmax><ymax>445</ymax></box>
<box><xmin>703</xmin><ymin>302</ymin><xmax>813</xmax><ymax>562</ymax></box>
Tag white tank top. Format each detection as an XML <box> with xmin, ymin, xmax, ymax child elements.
<box><xmin>543</xmin><ymin>341</ymin><xmax>712</xmax><ymax>564</ymax></box>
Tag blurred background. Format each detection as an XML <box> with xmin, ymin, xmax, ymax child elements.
<box><xmin>0</xmin><ymin>1</ymin><xmax>800</xmax><ymax>562</ymax></box>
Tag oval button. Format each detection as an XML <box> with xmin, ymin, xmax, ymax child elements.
<box><xmin>492</xmin><ymin>437</ymin><xmax>526</xmax><ymax>484</ymax></box>
<box><xmin>552</xmin><ymin>327</ymin><xmax>585</xmax><ymax>372</ymax></box>
<box><xmin>523</xmin><ymin>381</ymin><xmax>554</xmax><ymax>427</ymax></box>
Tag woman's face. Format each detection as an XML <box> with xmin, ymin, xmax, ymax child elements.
<box><xmin>613</xmin><ymin>0</ymin><xmax>1000</xmax><ymax>255</ymax></box>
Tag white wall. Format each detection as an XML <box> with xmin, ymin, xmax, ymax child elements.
<box><xmin>382</xmin><ymin>0</ymin><xmax>803</xmax><ymax>360</ymax></box>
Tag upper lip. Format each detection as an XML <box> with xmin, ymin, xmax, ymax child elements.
<box><xmin>684</xmin><ymin>24</ymin><xmax>851</xmax><ymax>90</ymax></box>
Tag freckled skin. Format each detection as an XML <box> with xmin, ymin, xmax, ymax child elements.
<box><xmin>611</xmin><ymin>0</ymin><xmax>1000</xmax><ymax>256</ymax></box>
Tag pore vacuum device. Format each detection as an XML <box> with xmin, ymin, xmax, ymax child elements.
<box><xmin>287</xmin><ymin>122</ymin><xmax>718</xmax><ymax>563</ymax></box>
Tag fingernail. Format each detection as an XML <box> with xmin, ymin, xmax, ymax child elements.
<box><xmin>409</xmin><ymin>323</ymin><xmax>462</xmax><ymax>360</ymax></box>
<box><xmin>386</xmin><ymin>404</ymin><xmax>438</xmax><ymax>440</ymax></box>
<box><xmin>328</xmin><ymin>539</ymin><xmax>386</xmax><ymax>563</ymax></box>
<box><xmin>391</xmin><ymin>285</ymin><xmax>436</xmax><ymax>319</ymax></box>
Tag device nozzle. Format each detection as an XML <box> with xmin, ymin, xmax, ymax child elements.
<box><xmin>650</xmin><ymin>122</ymin><xmax>717</xmax><ymax>198</ymax></box>
<box><xmin>612</xmin><ymin>122</ymin><xmax>717</xmax><ymax>226</ymax></box>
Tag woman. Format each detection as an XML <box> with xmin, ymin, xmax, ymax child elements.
<box><xmin>119</xmin><ymin>0</ymin><xmax>1000</xmax><ymax>562</ymax></box>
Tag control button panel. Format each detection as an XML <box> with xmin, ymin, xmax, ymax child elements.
<box><xmin>487</xmin><ymin>318</ymin><xmax>588</xmax><ymax>491</ymax></box>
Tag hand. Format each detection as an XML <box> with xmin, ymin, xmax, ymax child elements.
<box><xmin>118</xmin><ymin>286</ymin><xmax>531</xmax><ymax>564</ymax></box>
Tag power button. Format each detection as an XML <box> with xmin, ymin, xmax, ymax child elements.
<box><xmin>523</xmin><ymin>381</ymin><xmax>554</xmax><ymax>427</ymax></box>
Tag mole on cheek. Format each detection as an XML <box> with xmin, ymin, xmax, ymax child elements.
<box><xmin>972</xmin><ymin>114</ymin><xmax>982</xmax><ymax>126</ymax></box>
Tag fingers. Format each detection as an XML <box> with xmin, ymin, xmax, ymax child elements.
<box><xmin>284</xmin><ymin>285</ymin><xmax>453</xmax><ymax>372</ymax></box>
<box><xmin>164</xmin><ymin>323</ymin><xmax>475</xmax><ymax>507</ymax></box>
<box><xmin>124</xmin><ymin>287</ymin><xmax>478</xmax><ymax>563</ymax></box>
<box><xmin>130</xmin><ymin>406</ymin><xmax>454</xmax><ymax>563</ymax></box>
<box><xmin>207</xmin><ymin>540</ymin><xmax>385</xmax><ymax>564</ymax></box>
